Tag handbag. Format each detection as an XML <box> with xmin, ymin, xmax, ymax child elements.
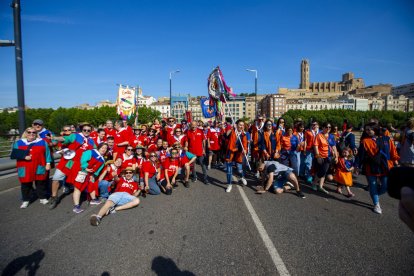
<box><xmin>75</xmin><ymin>171</ymin><xmax>88</xmax><ymax>183</ymax></box>
<box><xmin>10</xmin><ymin>143</ymin><xmax>35</xmax><ymax>160</ymax></box>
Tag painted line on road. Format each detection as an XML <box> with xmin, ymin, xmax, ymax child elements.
<box><xmin>0</xmin><ymin>186</ymin><xmax>19</xmax><ymax>195</ymax></box>
<box><xmin>237</xmin><ymin>185</ymin><xmax>291</xmax><ymax>276</ymax></box>
<box><xmin>0</xmin><ymin>172</ymin><xmax>18</xmax><ymax>180</ymax></box>
<box><xmin>40</xmin><ymin>206</ymin><xmax>97</xmax><ymax>244</ymax></box>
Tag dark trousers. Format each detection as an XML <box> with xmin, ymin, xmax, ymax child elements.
<box><xmin>21</xmin><ymin>181</ymin><xmax>48</xmax><ymax>201</ymax></box>
<box><xmin>192</xmin><ymin>155</ymin><xmax>208</xmax><ymax>181</ymax></box>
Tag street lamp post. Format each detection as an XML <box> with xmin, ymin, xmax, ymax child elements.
<box><xmin>169</xmin><ymin>70</ymin><xmax>180</xmax><ymax>118</ymax></box>
<box><xmin>246</xmin><ymin>69</ymin><xmax>258</xmax><ymax>119</ymax></box>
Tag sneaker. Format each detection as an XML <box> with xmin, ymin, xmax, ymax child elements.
<box><xmin>306</xmin><ymin>176</ymin><xmax>313</xmax><ymax>184</ymax></box>
<box><xmin>49</xmin><ymin>196</ymin><xmax>58</xmax><ymax>210</ymax></box>
<box><xmin>173</xmin><ymin>183</ymin><xmax>179</xmax><ymax>189</ymax></box>
<box><xmin>90</xmin><ymin>215</ymin><xmax>101</xmax><ymax>226</ymax></box>
<box><xmin>207</xmin><ymin>165</ymin><xmax>211</xmax><ymax>170</ymax></box>
<box><xmin>240</xmin><ymin>177</ymin><xmax>247</xmax><ymax>186</ymax></box>
<box><xmin>373</xmin><ymin>204</ymin><xmax>382</xmax><ymax>214</ymax></box>
<box><xmin>192</xmin><ymin>177</ymin><xmax>198</xmax><ymax>183</ymax></box>
<box><xmin>285</xmin><ymin>182</ymin><xmax>294</xmax><ymax>189</ymax></box>
<box><xmin>106</xmin><ymin>205</ymin><xmax>116</xmax><ymax>215</ymax></box>
<box><xmin>39</xmin><ymin>199</ymin><xmax>49</xmax><ymax>205</ymax></box>
<box><xmin>72</xmin><ymin>205</ymin><xmax>84</xmax><ymax>214</ymax></box>
<box><xmin>20</xmin><ymin>201</ymin><xmax>29</xmax><ymax>209</ymax></box>
<box><xmin>296</xmin><ymin>190</ymin><xmax>306</xmax><ymax>199</ymax></box>
<box><xmin>203</xmin><ymin>178</ymin><xmax>210</xmax><ymax>185</ymax></box>
<box><xmin>89</xmin><ymin>199</ymin><xmax>102</xmax><ymax>205</ymax></box>
<box><xmin>312</xmin><ymin>184</ymin><xmax>317</xmax><ymax>191</ymax></box>
<box><xmin>184</xmin><ymin>181</ymin><xmax>190</xmax><ymax>188</ymax></box>
<box><xmin>318</xmin><ymin>187</ymin><xmax>329</xmax><ymax>195</ymax></box>
<box><xmin>226</xmin><ymin>184</ymin><xmax>233</xmax><ymax>193</ymax></box>
<box><xmin>255</xmin><ymin>172</ymin><xmax>260</xmax><ymax>179</ymax></box>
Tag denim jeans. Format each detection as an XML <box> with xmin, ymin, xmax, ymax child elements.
<box><xmin>148</xmin><ymin>175</ymin><xmax>161</xmax><ymax>195</ymax></box>
<box><xmin>98</xmin><ymin>180</ymin><xmax>112</xmax><ymax>199</ymax></box>
<box><xmin>226</xmin><ymin>161</ymin><xmax>244</xmax><ymax>184</ymax></box>
<box><xmin>300</xmin><ymin>151</ymin><xmax>313</xmax><ymax>181</ymax></box>
<box><xmin>289</xmin><ymin>151</ymin><xmax>300</xmax><ymax>176</ymax></box>
<box><xmin>366</xmin><ymin>175</ymin><xmax>388</xmax><ymax>205</ymax></box>
<box><xmin>192</xmin><ymin>155</ymin><xmax>208</xmax><ymax>181</ymax></box>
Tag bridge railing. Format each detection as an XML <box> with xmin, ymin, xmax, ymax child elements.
<box><xmin>0</xmin><ymin>135</ymin><xmax>19</xmax><ymax>158</ymax></box>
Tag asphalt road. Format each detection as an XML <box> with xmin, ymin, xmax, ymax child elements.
<box><xmin>0</xmin><ymin>166</ymin><xmax>413</xmax><ymax>276</ymax></box>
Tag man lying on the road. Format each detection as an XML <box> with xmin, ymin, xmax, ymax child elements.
<box><xmin>256</xmin><ymin>161</ymin><xmax>306</xmax><ymax>199</ymax></box>
<box><xmin>90</xmin><ymin>167</ymin><xmax>140</xmax><ymax>226</ymax></box>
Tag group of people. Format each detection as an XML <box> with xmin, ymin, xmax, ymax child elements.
<box><xmin>11</xmin><ymin>115</ymin><xmax>414</xmax><ymax>226</ymax></box>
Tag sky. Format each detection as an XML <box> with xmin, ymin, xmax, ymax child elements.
<box><xmin>0</xmin><ymin>0</ymin><xmax>413</xmax><ymax>108</ymax></box>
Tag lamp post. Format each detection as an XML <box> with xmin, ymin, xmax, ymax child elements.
<box><xmin>246</xmin><ymin>69</ymin><xmax>258</xmax><ymax>118</ymax></box>
<box><xmin>169</xmin><ymin>70</ymin><xmax>180</xmax><ymax>118</ymax></box>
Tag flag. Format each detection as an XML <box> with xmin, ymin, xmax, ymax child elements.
<box><xmin>117</xmin><ymin>85</ymin><xmax>136</xmax><ymax>119</ymax></box>
<box><xmin>201</xmin><ymin>97</ymin><xmax>217</xmax><ymax>118</ymax></box>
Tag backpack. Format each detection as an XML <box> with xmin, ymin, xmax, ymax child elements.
<box><xmin>368</xmin><ymin>136</ymin><xmax>390</xmax><ymax>174</ymax></box>
<box><xmin>337</xmin><ymin>132</ymin><xmax>351</xmax><ymax>153</ymax></box>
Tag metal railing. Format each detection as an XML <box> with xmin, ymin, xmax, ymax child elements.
<box><xmin>0</xmin><ymin>135</ymin><xmax>19</xmax><ymax>158</ymax></box>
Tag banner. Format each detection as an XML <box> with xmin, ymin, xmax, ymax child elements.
<box><xmin>117</xmin><ymin>85</ymin><xmax>136</xmax><ymax>119</ymax></box>
<box><xmin>201</xmin><ymin>97</ymin><xmax>216</xmax><ymax>118</ymax></box>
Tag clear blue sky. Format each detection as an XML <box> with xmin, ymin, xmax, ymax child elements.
<box><xmin>0</xmin><ymin>0</ymin><xmax>413</xmax><ymax>108</ymax></box>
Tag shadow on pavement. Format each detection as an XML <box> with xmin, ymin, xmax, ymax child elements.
<box><xmin>1</xmin><ymin>249</ymin><xmax>45</xmax><ymax>276</ymax></box>
<box><xmin>151</xmin><ymin>256</ymin><xmax>195</xmax><ymax>276</ymax></box>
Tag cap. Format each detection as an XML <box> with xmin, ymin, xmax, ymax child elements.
<box><xmin>132</xmin><ymin>125</ymin><xmax>141</xmax><ymax>130</ymax></box>
<box><xmin>135</xmin><ymin>144</ymin><xmax>146</xmax><ymax>149</ymax></box>
<box><xmin>181</xmin><ymin>119</ymin><xmax>187</xmax><ymax>124</ymax></box>
<box><xmin>79</xmin><ymin>122</ymin><xmax>92</xmax><ymax>129</ymax></box>
<box><xmin>33</xmin><ymin>119</ymin><xmax>44</xmax><ymax>125</ymax></box>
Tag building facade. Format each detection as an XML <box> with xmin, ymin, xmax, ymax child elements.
<box><xmin>260</xmin><ymin>94</ymin><xmax>286</xmax><ymax>119</ymax></box>
<box><xmin>392</xmin><ymin>83</ymin><xmax>414</xmax><ymax>98</ymax></box>
<box><xmin>286</xmin><ymin>98</ymin><xmax>354</xmax><ymax>111</ymax></box>
<box><xmin>150</xmin><ymin>102</ymin><xmax>170</xmax><ymax>118</ymax></box>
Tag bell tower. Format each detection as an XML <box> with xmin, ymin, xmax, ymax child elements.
<box><xmin>300</xmin><ymin>59</ymin><xmax>310</xmax><ymax>90</ymax></box>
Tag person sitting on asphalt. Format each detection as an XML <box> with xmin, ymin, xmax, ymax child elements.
<box><xmin>173</xmin><ymin>142</ymin><xmax>197</xmax><ymax>188</ymax></box>
<box><xmin>159</xmin><ymin>148</ymin><xmax>181</xmax><ymax>195</ymax></box>
<box><xmin>90</xmin><ymin>167</ymin><xmax>140</xmax><ymax>226</ymax></box>
<box><xmin>142</xmin><ymin>152</ymin><xmax>162</xmax><ymax>195</ymax></box>
<box><xmin>97</xmin><ymin>157</ymin><xmax>122</xmax><ymax>200</ymax></box>
<box><xmin>255</xmin><ymin>160</ymin><xmax>306</xmax><ymax>198</ymax></box>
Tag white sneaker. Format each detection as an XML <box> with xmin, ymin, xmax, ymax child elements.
<box><xmin>226</xmin><ymin>185</ymin><xmax>233</xmax><ymax>193</ymax></box>
<box><xmin>255</xmin><ymin>172</ymin><xmax>260</xmax><ymax>179</ymax></box>
<box><xmin>20</xmin><ymin>201</ymin><xmax>29</xmax><ymax>209</ymax></box>
<box><xmin>207</xmin><ymin>165</ymin><xmax>211</xmax><ymax>170</ymax></box>
<box><xmin>373</xmin><ymin>204</ymin><xmax>382</xmax><ymax>214</ymax></box>
<box><xmin>241</xmin><ymin>177</ymin><xmax>247</xmax><ymax>186</ymax></box>
<box><xmin>39</xmin><ymin>199</ymin><xmax>49</xmax><ymax>205</ymax></box>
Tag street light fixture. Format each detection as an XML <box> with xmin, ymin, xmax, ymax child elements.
<box><xmin>169</xmin><ymin>69</ymin><xmax>180</xmax><ymax>118</ymax></box>
<box><xmin>246</xmin><ymin>69</ymin><xmax>258</xmax><ymax>119</ymax></box>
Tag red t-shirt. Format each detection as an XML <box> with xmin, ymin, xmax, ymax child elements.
<box><xmin>209</xmin><ymin>128</ymin><xmax>220</xmax><ymax>151</ymax></box>
<box><xmin>104</xmin><ymin>128</ymin><xmax>117</xmax><ymax>139</ymax></box>
<box><xmin>187</xmin><ymin>129</ymin><xmax>204</xmax><ymax>156</ymax></box>
<box><xmin>161</xmin><ymin>158</ymin><xmax>180</xmax><ymax>179</ymax></box>
<box><xmin>120</xmin><ymin>154</ymin><xmax>137</xmax><ymax>171</ymax></box>
<box><xmin>115</xmin><ymin>178</ymin><xmax>139</xmax><ymax>194</ymax></box>
<box><xmin>114</xmin><ymin>128</ymin><xmax>133</xmax><ymax>155</ymax></box>
<box><xmin>142</xmin><ymin>160</ymin><xmax>159</xmax><ymax>179</ymax></box>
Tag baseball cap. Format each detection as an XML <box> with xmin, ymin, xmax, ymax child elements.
<box><xmin>33</xmin><ymin>119</ymin><xmax>44</xmax><ymax>125</ymax></box>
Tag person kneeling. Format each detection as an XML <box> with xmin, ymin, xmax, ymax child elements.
<box><xmin>256</xmin><ymin>161</ymin><xmax>306</xmax><ymax>198</ymax></box>
<box><xmin>90</xmin><ymin>167</ymin><xmax>140</xmax><ymax>226</ymax></box>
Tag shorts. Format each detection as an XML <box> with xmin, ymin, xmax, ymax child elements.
<box><xmin>108</xmin><ymin>192</ymin><xmax>136</xmax><ymax>206</ymax></box>
<box><xmin>52</xmin><ymin>169</ymin><xmax>66</xmax><ymax>181</ymax></box>
<box><xmin>273</xmin><ymin>169</ymin><xmax>293</xmax><ymax>189</ymax></box>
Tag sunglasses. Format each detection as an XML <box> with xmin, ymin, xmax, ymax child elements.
<box><xmin>33</xmin><ymin>123</ymin><xmax>42</xmax><ymax>126</ymax></box>
<box><xmin>63</xmin><ymin>129</ymin><xmax>71</xmax><ymax>131</ymax></box>
<box><xmin>150</xmin><ymin>155</ymin><xmax>157</xmax><ymax>157</ymax></box>
<box><xmin>175</xmin><ymin>130</ymin><xmax>182</xmax><ymax>132</ymax></box>
<box><xmin>82</xmin><ymin>129</ymin><xmax>92</xmax><ymax>133</ymax></box>
<box><xmin>168</xmin><ymin>120</ymin><xmax>175</xmax><ymax>122</ymax></box>
<box><xmin>266</xmin><ymin>123</ymin><xmax>272</xmax><ymax>126</ymax></box>
<box><xmin>27</xmin><ymin>131</ymin><xmax>36</xmax><ymax>134</ymax></box>
<box><xmin>125</xmin><ymin>172</ymin><xmax>134</xmax><ymax>175</ymax></box>
<box><xmin>171</xmin><ymin>152</ymin><xmax>178</xmax><ymax>155</ymax></box>
<box><xmin>326</xmin><ymin>126</ymin><xmax>331</xmax><ymax>129</ymax></box>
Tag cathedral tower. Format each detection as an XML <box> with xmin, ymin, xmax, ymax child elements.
<box><xmin>300</xmin><ymin>59</ymin><xmax>310</xmax><ymax>90</ymax></box>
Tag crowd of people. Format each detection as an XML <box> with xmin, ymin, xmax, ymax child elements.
<box><xmin>11</xmin><ymin>115</ymin><xmax>414</xmax><ymax>226</ymax></box>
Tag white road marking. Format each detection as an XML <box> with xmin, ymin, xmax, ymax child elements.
<box><xmin>0</xmin><ymin>186</ymin><xmax>19</xmax><ymax>195</ymax></box>
<box><xmin>237</xmin><ymin>185</ymin><xmax>291</xmax><ymax>276</ymax></box>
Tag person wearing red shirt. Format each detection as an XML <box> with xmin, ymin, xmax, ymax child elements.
<box><xmin>98</xmin><ymin>157</ymin><xmax>122</xmax><ymax>199</ymax></box>
<box><xmin>119</xmin><ymin>146</ymin><xmax>137</xmax><ymax>172</ymax></box>
<box><xmin>163</xmin><ymin>117</ymin><xmax>178</xmax><ymax>142</ymax></box>
<box><xmin>93</xmin><ymin>128</ymin><xmax>106</xmax><ymax>146</ymax></box>
<box><xmin>160</xmin><ymin>149</ymin><xmax>180</xmax><ymax>195</ymax></box>
<box><xmin>208</xmin><ymin>123</ymin><xmax>221</xmax><ymax>169</ymax></box>
<box><xmin>142</xmin><ymin>153</ymin><xmax>161</xmax><ymax>195</ymax></box>
<box><xmin>173</xmin><ymin>142</ymin><xmax>197</xmax><ymax>188</ymax></box>
<box><xmin>104</xmin><ymin>120</ymin><xmax>117</xmax><ymax>139</ymax></box>
<box><xmin>130</xmin><ymin>126</ymin><xmax>148</xmax><ymax>148</ymax></box>
<box><xmin>186</xmin><ymin>121</ymin><xmax>209</xmax><ymax>184</ymax></box>
<box><xmin>158</xmin><ymin>140</ymin><xmax>170</xmax><ymax>164</ymax></box>
<box><xmin>168</xmin><ymin>127</ymin><xmax>187</xmax><ymax>147</ymax></box>
<box><xmin>113</xmin><ymin>120</ymin><xmax>133</xmax><ymax>160</ymax></box>
<box><xmin>90</xmin><ymin>167</ymin><xmax>140</xmax><ymax>226</ymax></box>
